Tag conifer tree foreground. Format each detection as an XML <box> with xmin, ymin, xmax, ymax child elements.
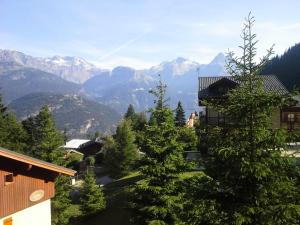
<box><xmin>183</xmin><ymin>13</ymin><xmax>300</xmax><ymax>225</ymax></box>
<box><xmin>132</xmin><ymin>77</ymin><xmax>187</xmax><ymax>225</ymax></box>
<box><xmin>80</xmin><ymin>172</ymin><xmax>106</xmax><ymax>216</ymax></box>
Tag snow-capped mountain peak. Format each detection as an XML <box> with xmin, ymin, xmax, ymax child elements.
<box><xmin>209</xmin><ymin>52</ymin><xmax>226</xmax><ymax>66</ymax></box>
<box><xmin>150</xmin><ymin>57</ymin><xmax>200</xmax><ymax>76</ymax></box>
<box><xmin>0</xmin><ymin>49</ymin><xmax>101</xmax><ymax>83</ymax></box>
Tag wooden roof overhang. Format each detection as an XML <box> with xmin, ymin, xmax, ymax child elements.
<box><xmin>0</xmin><ymin>147</ymin><xmax>76</xmax><ymax>176</ymax></box>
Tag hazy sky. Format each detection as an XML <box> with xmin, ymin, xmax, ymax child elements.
<box><xmin>0</xmin><ymin>0</ymin><xmax>300</xmax><ymax>69</ymax></box>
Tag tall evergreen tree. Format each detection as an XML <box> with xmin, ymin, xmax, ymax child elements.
<box><xmin>104</xmin><ymin>119</ymin><xmax>138</xmax><ymax>176</ymax></box>
<box><xmin>174</xmin><ymin>101</ymin><xmax>186</xmax><ymax>127</ymax></box>
<box><xmin>183</xmin><ymin>13</ymin><xmax>300</xmax><ymax>225</ymax></box>
<box><xmin>21</xmin><ymin>106</ymin><xmax>74</xmax><ymax>224</ymax></box>
<box><xmin>80</xmin><ymin>172</ymin><xmax>106</xmax><ymax>216</ymax></box>
<box><xmin>23</xmin><ymin>106</ymin><xmax>65</xmax><ymax>165</ymax></box>
<box><xmin>124</xmin><ymin>104</ymin><xmax>136</xmax><ymax>121</ymax></box>
<box><xmin>51</xmin><ymin>176</ymin><xmax>73</xmax><ymax>225</ymax></box>
<box><xmin>132</xmin><ymin>79</ymin><xmax>186</xmax><ymax>225</ymax></box>
<box><xmin>0</xmin><ymin>94</ymin><xmax>26</xmax><ymax>153</ymax></box>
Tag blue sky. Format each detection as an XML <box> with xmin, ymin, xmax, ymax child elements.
<box><xmin>1</xmin><ymin>0</ymin><xmax>300</xmax><ymax>69</ymax></box>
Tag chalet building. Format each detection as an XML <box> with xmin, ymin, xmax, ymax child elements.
<box><xmin>198</xmin><ymin>75</ymin><xmax>300</xmax><ymax>130</ymax></box>
<box><xmin>186</xmin><ymin>111</ymin><xmax>199</xmax><ymax>128</ymax></box>
<box><xmin>64</xmin><ymin>139</ymin><xmax>103</xmax><ymax>157</ymax></box>
<box><xmin>0</xmin><ymin>147</ymin><xmax>76</xmax><ymax>225</ymax></box>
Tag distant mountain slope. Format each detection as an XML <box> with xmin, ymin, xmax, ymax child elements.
<box><xmin>262</xmin><ymin>43</ymin><xmax>300</xmax><ymax>91</ymax></box>
<box><xmin>0</xmin><ymin>49</ymin><xmax>227</xmax><ymax>115</ymax></box>
<box><xmin>0</xmin><ymin>67</ymin><xmax>81</xmax><ymax>103</ymax></box>
<box><xmin>9</xmin><ymin>93</ymin><xmax>121</xmax><ymax>138</ymax></box>
<box><xmin>84</xmin><ymin>54</ymin><xmax>227</xmax><ymax>114</ymax></box>
<box><xmin>0</xmin><ymin>49</ymin><xmax>105</xmax><ymax>83</ymax></box>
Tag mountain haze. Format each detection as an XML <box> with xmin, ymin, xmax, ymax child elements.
<box><xmin>0</xmin><ymin>67</ymin><xmax>81</xmax><ymax>103</ymax></box>
<box><xmin>0</xmin><ymin>49</ymin><xmax>105</xmax><ymax>83</ymax></box>
<box><xmin>0</xmin><ymin>49</ymin><xmax>227</xmax><ymax>122</ymax></box>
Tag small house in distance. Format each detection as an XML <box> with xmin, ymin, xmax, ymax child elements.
<box><xmin>0</xmin><ymin>147</ymin><xmax>76</xmax><ymax>225</ymax></box>
<box><xmin>186</xmin><ymin>111</ymin><xmax>199</xmax><ymax>128</ymax></box>
<box><xmin>64</xmin><ymin>139</ymin><xmax>103</xmax><ymax>157</ymax></box>
<box><xmin>198</xmin><ymin>75</ymin><xmax>300</xmax><ymax>130</ymax></box>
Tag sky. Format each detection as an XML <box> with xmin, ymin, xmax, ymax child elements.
<box><xmin>0</xmin><ymin>0</ymin><xmax>300</xmax><ymax>69</ymax></box>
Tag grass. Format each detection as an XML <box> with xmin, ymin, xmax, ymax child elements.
<box><xmin>70</xmin><ymin>170</ymin><xmax>202</xmax><ymax>225</ymax></box>
<box><xmin>70</xmin><ymin>171</ymin><xmax>141</xmax><ymax>225</ymax></box>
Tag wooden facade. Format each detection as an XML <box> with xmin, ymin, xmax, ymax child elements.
<box><xmin>0</xmin><ymin>147</ymin><xmax>75</xmax><ymax>220</ymax></box>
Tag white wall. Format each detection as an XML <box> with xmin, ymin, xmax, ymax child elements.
<box><xmin>0</xmin><ymin>199</ymin><xmax>51</xmax><ymax>225</ymax></box>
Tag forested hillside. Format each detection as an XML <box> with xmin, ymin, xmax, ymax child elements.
<box><xmin>262</xmin><ymin>43</ymin><xmax>300</xmax><ymax>91</ymax></box>
<box><xmin>9</xmin><ymin>93</ymin><xmax>121</xmax><ymax>137</ymax></box>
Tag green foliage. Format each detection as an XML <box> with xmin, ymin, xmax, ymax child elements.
<box><xmin>132</xmin><ymin>79</ymin><xmax>187</xmax><ymax>225</ymax></box>
<box><xmin>104</xmin><ymin>120</ymin><xmax>139</xmax><ymax>177</ymax></box>
<box><xmin>23</xmin><ymin>106</ymin><xmax>65</xmax><ymax>165</ymax></box>
<box><xmin>0</xmin><ymin>94</ymin><xmax>26</xmax><ymax>153</ymax></box>
<box><xmin>178</xmin><ymin>127</ymin><xmax>198</xmax><ymax>152</ymax></box>
<box><xmin>80</xmin><ymin>172</ymin><xmax>106</xmax><ymax>216</ymax></box>
<box><xmin>51</xmin><ymin>176</ymin><xmax>73</xmax><ymax>225</ymax></box>
<box><xmin>124</xmin><ymin>104</ymin><xmax>136</xmax><ymax>121</ymax></box>
<box><xmin>262</xmin><ymin>42</ymin><xmax>300</xmax><ymax>91</ymax></box>
<box><xmin>124</xmin><ymin>104</ymin><xmax>148</xmax><ymax>148</ymax></box>
<box><xmin>86</xmin><ymin>156</ymin><xmax>96</xmax><ymax>166</ymax></box>
<box><xmin>66</xmin><ymin>153</ymin><xmax>83</xmax><ymax>170</ymax></box>
<box><xmin>174</xmin><ymin>101</ymin><xmax>186</xmax><ymax>127</ymax></box>
<box><xmin>184</xmin><ymin>13</ymin><xmax>300</xmax><ymax>225</ymax></box>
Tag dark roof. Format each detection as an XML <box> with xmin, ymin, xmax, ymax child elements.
<box><xmin>0</xmin><ymin>147</ymin><xmax>76</xmax><ymax>176</ymax></box>
<box><xmin>198</xmin><ymin>75</ymin><xmax>289</xmax><ymax>100</ymax></box>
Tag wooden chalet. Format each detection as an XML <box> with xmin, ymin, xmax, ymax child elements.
<box><xmin>198</xmin><ymin>75</ymin><xmax>300</xmax><ymax>130</ymax></box>
<box><xmin>0</xmin><ymin>147</ymin><xmax>76</xmax><ymax>225</ymax></box>
<box><xmin>64</xmin><ymin>139</ymin><xmax>103</xmax><ymax>157</ymax></box>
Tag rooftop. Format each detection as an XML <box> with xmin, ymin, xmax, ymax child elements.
<box><xmin>63</xmin><ymin>139</ymin><xmax>91</xmax><ymax>149</ymax></box>
<box><xmin>0</xmin><ymin>147</ymin><xmax>76</xmax><ymax>176</ymax></box>
<box><xmin>198</xmin><ymin>75</ymin><xmax>289</xmax><ymax>100</ymax></box>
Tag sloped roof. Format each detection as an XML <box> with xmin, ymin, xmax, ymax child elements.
<box><xmin>198</xmin><ymin>75</ymin><xmax>289</xmax><ymax>100</ymax></box>
<box><xmin>64</xmin><ymin>139</ymin><xmax>91</xmax><ymax>149</ymax></box>
<box><xmin>0</xmin><ymin>147</ymin><xmax>76</xmax><ymax>176</ymax></box>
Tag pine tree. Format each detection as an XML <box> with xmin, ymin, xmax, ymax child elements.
<box><xmin>104</xmin><ymin>119</ymin><xmax>138</xmax><ymax>176</ymax></box>
<box><xmin>0</xmin><ymin>94</ymin><xmax>26</xmax><ymax>153</ymax></box>
<box><xmin>124</xmin><ymin>104</ymin><xmax>136</xmax><ymax>121</ymax></box>
<box><xmin>0</xmin><ymin>94</ymin><xmax>7</xmax><ymax>116</ymax></box>
<box><xmin>115</xmin><ymin>119</ymin><xmax>139</xmax><ymax>174</ymax></box>
<box><xmin>184</xmin><ymin>13</ymin><xmax>300</xmax><ymax>225</ymax></box>
<box><xmin>51</xmin><ymin>176</ymin><xmax>73</xmax><ymax>225</ymax></box>
<box><xmin>23</xmin><ymin>106</ymin><xmax>65</xmax><ymax>165</ymax></box>
<box><xmin>80</xmin><ymin>172</ymin><xmax>106</xmax><ymax>216</ymax></box>
<box><xmin>21</xmin><ymin>106</ymin><xmax>74</xmax><ymax>224</ymax></box>
<box><xmin>132</xmin><ymin>78</ymin><xmax>186</xmax><ymax>225</ymax></box>
<box><xmin>174</xmin><ymin>101</ymin><xmax>186</xmax><ymax>127</ymax></box>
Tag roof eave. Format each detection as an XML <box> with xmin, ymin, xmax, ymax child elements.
<box><xmin>0</xmin><ymin>148</ymin><xmax>76</xmax><ymax>176</ymax></box>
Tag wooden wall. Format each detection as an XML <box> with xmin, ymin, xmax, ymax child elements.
<box><xmin>0</xmin><ymin>157</ymin><xmax>56</xmax><ymax>218</ymax></box>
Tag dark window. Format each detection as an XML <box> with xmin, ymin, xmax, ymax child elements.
<box><xmin>4</xmin><ymin>173</ymin><xmax>14</xmax><ymax>185</ymax></box>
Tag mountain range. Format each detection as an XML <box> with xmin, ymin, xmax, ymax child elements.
<box><xmin>0</xmin><ymin>49</ymin><xmax>227</xmax><ymax>136</ymax></box>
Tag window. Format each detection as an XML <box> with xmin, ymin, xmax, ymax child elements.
<box><xmin>3</xmin><ymin>217</ymin><xmax>12</xmax><ymax>225</ymax></box>
<box><xmin>4</xmin><ymin>173</ymin><xmax>14</xmax><ymax>185</ymax></box>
